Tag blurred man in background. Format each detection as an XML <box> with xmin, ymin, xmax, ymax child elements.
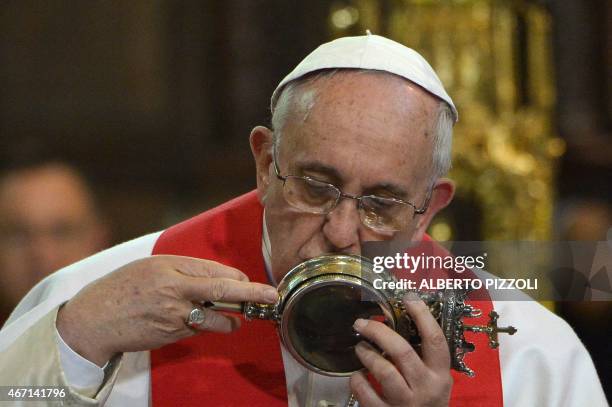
<box><xmin>0</xmin><ymin>154</ymin><xmax>109</xmax><ymax>324</ymax></box>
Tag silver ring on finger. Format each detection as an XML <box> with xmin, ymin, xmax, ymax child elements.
<box><xmin>186</xmin><ymin>306</ymin><xmax>206</xmax><ymax>327</ymax></box>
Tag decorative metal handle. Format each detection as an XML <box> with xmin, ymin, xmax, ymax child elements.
<box><xmin>203</xmin><ymin>301</ymin><xmax>279</xmax><ymax>321</ymax></box>
<box><xmin>389</xmin><ymin>291</ymin><xmax>517</xmax><ymax>377</ymax></box>
<box><xmin>462</xmin><ymin>311</ymin><xmax>517</xmax><ymax>349</ymax></box>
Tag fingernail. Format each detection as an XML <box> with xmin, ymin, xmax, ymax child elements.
<box><xmin>264</xmin><ymin>288</ymin><xmax>278</xmax><ymax>303</ymax></box>
<box><xmin>403</xmin><ymin>291</ymin><xmax>420</xmax><ymax>303</ymax></box>
<box><xmin>353</xmin><ymin>318</ymin><xmax>368</xmax><ymax>330</ymax></box>
<box><xmin>355</xmin><ymin>341</ymin><xmax>368</xmax><ymax>353</ymax></box>
<box><xmin>230</xmin><ymin>316</ymin><xmax>242</xmax><ymax>331</ymax></box>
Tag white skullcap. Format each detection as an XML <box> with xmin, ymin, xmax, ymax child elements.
<box><xmin>271</xmin><ymin>32</ymin><xmax>458</xmax><ymax>122</ymax></box>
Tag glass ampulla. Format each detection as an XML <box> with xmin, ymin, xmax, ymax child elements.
<box><xmin>288</xmin><ymin>284</ymin><xmax>384</xmax><ymax>373</ymax></box>
<box><xmin>204</xmin><ymin>254</ymin><xmax>517</xmax><ymax>377</ymax></box>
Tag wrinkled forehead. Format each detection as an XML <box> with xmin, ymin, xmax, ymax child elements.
<box><xmin>274</xmin><ymin>70</ymin><xmax>438</xmax><ymax>122</ymax></box>
<box><xmin>275</xmin><ymin>70</ymin><xmax>440</xmax><ymax>151</ymax></box>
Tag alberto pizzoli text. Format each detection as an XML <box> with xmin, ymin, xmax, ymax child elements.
<box><xmin>373</xmin><ymin>278</ymin><xmax>539</xmax><ymax>291</ymax></box>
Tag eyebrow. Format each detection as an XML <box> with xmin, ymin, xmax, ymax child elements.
<box><xmin>294</xmin><ymin>160</ymin><xmax>343</xmax><ymax>182</ymax></box>
<box><xmin>292</xmin><ymin>160</ymin><xmax>411</xmax><ymax>199</ymax></box>
<box><xmin>367</xmin><ymin>183</ymin><xmax>410</xmax><ymax>200</ymax></box>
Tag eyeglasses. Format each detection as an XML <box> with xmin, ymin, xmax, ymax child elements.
<box><xmin>272</xmin><ymin>148</ymin><xmax>432</xmax><ymax>233</ymax></box>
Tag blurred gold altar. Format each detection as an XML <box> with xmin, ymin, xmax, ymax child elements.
<box><xmin>329</xmin><ymin>0</ymin><xmax>564</xmax><ymax>242</ymax></box>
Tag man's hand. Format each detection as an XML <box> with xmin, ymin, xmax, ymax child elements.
<box><xmin>56</xmin><ymin>255</ymin><xmax>278</xmax><ymax>366</ymax></box>
<box><xmin>350</xmin><ymin>293</ymin><xmax>452</xmax><ymax>406</ymax></box>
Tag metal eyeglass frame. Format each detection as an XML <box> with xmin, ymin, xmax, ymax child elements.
<box><xmin>271</xmin><ymin>146</ymin><xmax>433</xmax><ymax>232</ymax></box>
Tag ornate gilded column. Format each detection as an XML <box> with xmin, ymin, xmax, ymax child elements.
<box><xmin>328</xmin><ymin>0</ymin><xmax>564</xmax><ymax>242</ymax></box>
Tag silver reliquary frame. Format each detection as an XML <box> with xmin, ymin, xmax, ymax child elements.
<box><xmin>207</xmin><ymin>254</ymin><xmax>516</xmax><ymax>377</ymax></box>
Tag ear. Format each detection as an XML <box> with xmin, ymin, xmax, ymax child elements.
<box><xmin>411</xmin><ymin>178</ymin><xmax>455</xmax><ymax>241</ymax></box>
<box><xmin>249</xmin><ymin>126</ymin><xmax>274</xmax><ymax>202</ymax></box>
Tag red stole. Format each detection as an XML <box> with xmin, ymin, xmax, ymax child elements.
<box><xmin>150</xmin><ymin>191</ymin><xmax>503</xmax><ymax>406</ymax></box>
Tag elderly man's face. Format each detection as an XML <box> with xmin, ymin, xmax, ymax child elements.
<box><xmin>251</xmin><ymin>72</ymin><xmax>453</xmax><ymax>282</ymax></box>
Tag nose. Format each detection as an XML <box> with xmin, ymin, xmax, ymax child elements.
<box><xmin>322</xmin><ymin>197</ymin><xmax>361</xmax><ymax>254</ymax></box>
